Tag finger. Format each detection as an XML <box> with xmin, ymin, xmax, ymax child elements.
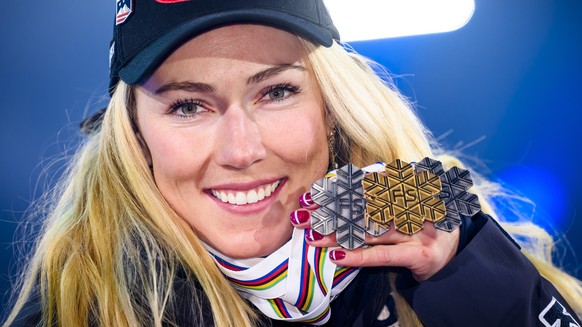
<box><xmin>304</xmin><ymin>229</ymin><xmax>339</xmax><ymax>247</ymax></box>
<box><xmin>290</xmin><ymin>210</ymin><xmax>340</xmax><ymax>246</ymax></box>
<box><xmin>330</xmin><ymin>244</ymin><xmax>425</xmax><ymax>267</ymax></box>
<box><xmin>329</xmin><ymin>244</ymin><xmax>448</xmax><ymax>282</ymax></box>
<box><xmin>363</xmin><ymin>226</ymin><xmax>405</xmax><ymax>246</ymax></box>
<box><xmin>363</xmin><ymin>221</ymin><xmax>441</xmax><ymax>246</ymax></box>
<box><xmin>289</xmin><ymin>209</ymin><xmax>311</xmax><ymax>228</ymax></box>
<box><xmin>363</xmin><ymin>223</ymin><xmax>460</xmax><ymax>265</ymax></box>
<box><xmin>298</xmin><ymin>192</ymin><xmax>319</xmax><ymax>210</ymax></box>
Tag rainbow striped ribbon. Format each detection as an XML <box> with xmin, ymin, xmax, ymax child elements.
<box><xmin>205</xmin><ymin>228</ymin><xmax>360</xmax><ymax>325</ymax></box>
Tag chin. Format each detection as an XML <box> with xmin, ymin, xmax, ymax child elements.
<box><xmin>216</xmin><ymin>225</ymin><xmax>293</xmax><ymax>259</ymax></box>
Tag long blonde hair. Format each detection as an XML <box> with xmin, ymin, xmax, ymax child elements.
<box><xmin>4</xmin><ymin>83</ymin><xmax>256</xmax><ymax>326</ymax></box>
<box><xmin>301</xmin><ymin>39</ymin><xmax>582</xmax><ymax>324</ymax></box>
<box><xmin>4</xmin><ymin>37</ymin><xmax>581</xmax><ymax>327</ymax></box>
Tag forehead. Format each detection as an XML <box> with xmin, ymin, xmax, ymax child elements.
<box><xmin>163</xmin><ymin>24</ymin><xmax>306</xmax><ymax>67</ymax></box>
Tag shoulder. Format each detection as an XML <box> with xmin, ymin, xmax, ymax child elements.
<box><xmin>166</xmin><ymin>264</ymin><xmax>215</xmax><ymax>326</ymax></box>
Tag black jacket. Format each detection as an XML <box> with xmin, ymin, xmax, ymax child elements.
<box><xmin>9</xmin><ymin>213</ymin><xmax>581</xmax><ymax>326</ymax></box>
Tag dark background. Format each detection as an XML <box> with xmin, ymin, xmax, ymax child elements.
<box><xmin>1</xmin><ymin>0</ymin><xmax>581</xmax><ymax>316</ymax></box>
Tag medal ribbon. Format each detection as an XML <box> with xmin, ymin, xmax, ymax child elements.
<box><xmin>205</xmin><ymin>228</ymin><xmax>360</xmax><ymax>325</ymax></box>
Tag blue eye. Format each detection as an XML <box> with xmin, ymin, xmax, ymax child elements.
<box><xmin>262</xmin><ymin>83</ymin><xmax>300</xmax><ymax>102</ymax></box>
<box><xmin>268</xmin><ymin>88</ymin><xmax>287</xmax><ymax>100</ymax></box>
<box><xmin>169</xmin><ymin>99</ymin><xmax>202</xmax><ymax>116</ymax></box>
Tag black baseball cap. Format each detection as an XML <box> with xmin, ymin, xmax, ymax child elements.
<box><xmin>81</xmin><ymin>0</ymin><xmax>340</xmax><ymax>134</ymax></box>
<box><xmin>109</xmin><ymin>0</ymin><xmax>340</xmax><ymax>94</ymax></box>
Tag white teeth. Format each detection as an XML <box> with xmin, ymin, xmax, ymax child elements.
<box><xmin>257</xmin><ymin>188</ymin><xmax>265</xmax><ymax>201</ymax></box>
<box><xmin>212</xmin><ymin>180</ymin><xmax>281</xmax><ymax>205</ymax></box>
<box><xmin>235</xmin><ymin>192</ymin><xmax>246</xmax><ymax>205</ymax></box>
<box><xmin>247</xmin><ymin>190</ymin><xmax>258</xmax><ymax>204</ymax></box>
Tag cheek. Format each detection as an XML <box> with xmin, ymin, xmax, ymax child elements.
<box><xmin>143</xmin><ymin>127</ymin><xmax>207</xmax><ymax>184</ymax></box>
<box><xmin>265</xmin><ymin>112</ymin><xmax>328</xmax><ymax>167</ymax></box>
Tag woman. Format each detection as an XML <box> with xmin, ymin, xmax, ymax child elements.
<box><xmin>4</xmin><ymin>1</ymin><xmax>581</xmax><ymax>326</ymax></box>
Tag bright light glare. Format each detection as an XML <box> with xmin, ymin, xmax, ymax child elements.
<box><xmin>323</xmin><ymin>0</ymin><xmax>475</xmax><ymax>42</ymax></box>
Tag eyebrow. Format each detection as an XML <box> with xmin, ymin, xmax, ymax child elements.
<box><xmin>155</xmin><ymin>81</ymin><xmax>215</xmax><ymax>95</ymax></box>
<box><xmin>247</xmin><ymin>64</ymin><xmax>306</xmax><ymax>85</ymax></box>
<box><xmin>154</xmin><ymin>63</ymin><xmax>306</xmax><ymax>94</ymax></box>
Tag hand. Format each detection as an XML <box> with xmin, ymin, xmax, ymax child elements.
<box><xmin>290</xmin><ymin>192</ymin><xmax>460</xmax><ymax>282</ymax></box>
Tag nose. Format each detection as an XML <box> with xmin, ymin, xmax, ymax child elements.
<box><xmin>214</xmin><ymin>106</ymin><xmax>267</xmax><ymax>169</ymax></box>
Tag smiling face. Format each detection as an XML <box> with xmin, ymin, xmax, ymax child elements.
<box><xmin>134</xmin><ymin>25</ymin><xmax>329</xmax><ymax>258</ymax></box>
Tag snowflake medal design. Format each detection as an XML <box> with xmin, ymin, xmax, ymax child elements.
<box><xmin>414</xmin><ymin>157</ymin><xmax>482</xmax><ymax>232</ymax></box>
<box><xmin>310</xmin><ymin>164</ymin><xmax>368</xmax><ymax>250</ymax></box>
<box><xmin>362</xmin><ymin>159</ymin><xmax>447</xmax><ymax>235</ymax></box>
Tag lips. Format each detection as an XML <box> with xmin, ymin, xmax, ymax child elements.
<box><xmin>209</xmin><ymin>180</ymin><xmax>282</xmax><ymax>205</ymax></box>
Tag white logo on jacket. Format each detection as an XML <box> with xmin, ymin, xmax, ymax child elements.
<box><xmin>539</xmin><ymin>297</ymin><xmax>580</xmax><ymax>327</ymax></box>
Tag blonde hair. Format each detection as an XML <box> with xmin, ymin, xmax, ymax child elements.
<box><xmin>4</xmin><ymin>83</ymin><xmax>256</xmax><ymax>326</ymax></box>
<box><xmin>301</xmin><ymin>39</ymin><xmax>582</xmax><ymax>324</ymax></box>
<box><xmin>4</xmin><ymin>37</ymin><xmax>581</xmax><ymax>327</ymax></box>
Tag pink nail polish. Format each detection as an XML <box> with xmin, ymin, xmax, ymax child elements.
<box><xmin>329</xmin><ymin>250</ymin><xmax>346</xmax><ymax>261</ymax></box>
<box><xmin>299</xmin><ymin>192</ymin><xmax>315</xmax><ymax>208</ymax></box>
<box><xmin>290</xmin><ymin>210</ymin><xmax>310</xmax><ymax>224</ymax></box>
<box><xmin>305</xmin><ymin>229</ymin><xmax>324</xmax><ymax>242</ymax></box>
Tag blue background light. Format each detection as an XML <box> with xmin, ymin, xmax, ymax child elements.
<box><xmin>496</xmin><ymin>165</ymin><xmax>567</xmax><ymax>228</ymax></box>
<box><xmin>1</xmin><ymin>0</ymin><xmax>581</xmax><ymax>315</ymax></box>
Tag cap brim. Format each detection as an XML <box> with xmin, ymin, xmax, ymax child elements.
<box><xmin>119</xmin><ymin>9</ymin><xmax>336</xmax><ymax>85</ymax></box>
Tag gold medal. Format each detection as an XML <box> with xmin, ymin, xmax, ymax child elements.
<box><xmin>363</xmin><ymin>159</ymin><xmax>446</xmax><ymax>235</ymax></box>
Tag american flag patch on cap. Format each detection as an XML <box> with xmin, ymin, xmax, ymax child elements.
<box><xmin>116</xmin><ymin>0</ymin><xmax>133</xmax><ymax>25</ymax></box>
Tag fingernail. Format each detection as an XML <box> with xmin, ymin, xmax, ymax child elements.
<box><xmin>290</xmin><ymin>210</ymin><xmax>310</xmax><ymax>224</ymax></box>
<box><xmin>299</xmin><ymin>192</ymin><xmax>315</xmax><ymax>208</ymax></box>
<box><xmin>305</xmin><ymin>229</ymin><xmax>324</xmax><ymax>242</ymax></box>
<box><xmin>329</xmin><ymin>250</ymin><xmax>346</xmax><ymax>261</ymax></box>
